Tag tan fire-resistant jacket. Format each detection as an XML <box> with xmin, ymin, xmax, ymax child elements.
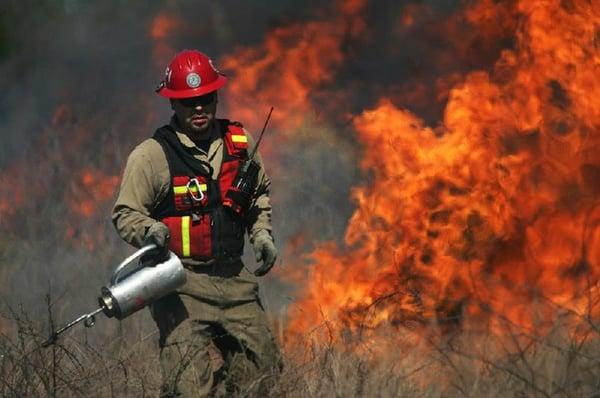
<box><xmin>111</xmin><ymin>117</ymin><xmax>273</xmax><ymax>267</ymax></box>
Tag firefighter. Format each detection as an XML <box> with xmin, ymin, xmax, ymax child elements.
<box><xmin>112</xmin><ymin>49</ymin><xmax>281</xmax><ymax>397</ymax></box>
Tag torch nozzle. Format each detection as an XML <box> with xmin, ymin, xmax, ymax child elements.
<box><xmin>41</xmin><ymin>332</ymin><xmax>58</xmax><ymax>348</ymax></box>
<box><xmin>42</xmin><ymin>306</ymin><xmax>104</xmax><ymax>348</ymax></box>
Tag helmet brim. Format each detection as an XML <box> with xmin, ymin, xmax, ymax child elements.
<box><xmin>157</xmin><ymin>75</ymin><xmax>227</xmax><ymax>99</ymax></box>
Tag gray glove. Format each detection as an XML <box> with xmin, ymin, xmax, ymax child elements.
<box><xmin>143</xmin><ymin>222</ymin><xmax>171</xmax><ymax>262</ymax></box>
<box><xmin>252</xmin><ymin>230</ymin><xmax>277</xmax><ymax>277</ymax></box>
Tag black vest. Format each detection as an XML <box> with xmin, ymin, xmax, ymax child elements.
<box><xmin>150</xmin><ymin>120</ymin><xmax>248</xmax><ymax>260</ymax></box>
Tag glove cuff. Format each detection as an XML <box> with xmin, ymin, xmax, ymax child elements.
<box><xmin>144</xmin><ymin>222</ymin><xmax>170</xmax><ymax>246</ymax></box>
<box><xmin>251</xmin><ymin>229</ymin><xmax>273</xmax><ymax>244</ymax></box>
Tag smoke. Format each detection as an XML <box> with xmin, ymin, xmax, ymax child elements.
<box><xmin>0</xmin><ymin>0</ymin><xmax>514</xmax><ymax>341</ymax></box>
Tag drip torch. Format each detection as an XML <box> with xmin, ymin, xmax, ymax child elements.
<box><xmin>42</xmin><ymin>244</ymin><xmax>186</xmax><ymax>347</ymax></box>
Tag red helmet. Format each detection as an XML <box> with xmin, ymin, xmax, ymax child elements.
<box><xmin>156</xmin><ymin>50</ymin><xmax>227</xmax><ymax>99</ymax></box>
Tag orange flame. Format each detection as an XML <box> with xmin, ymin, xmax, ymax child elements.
<box><xmin>220</xmin><ymin>0</ymin><xmax>368</xmax><ymax>132</ymax></box>
<box><xmin>149</xmin><ymin>13</ymin><xmax>183</xmax><ymax>67</ymax></box>
<box><xmin>63</xmin><ymin>169</ymin><xmax>120</xmax><ymax>251</ymax></box>
<box><xmin>0</xmin><ymin>166</ymin><xmax>25</xmax><ymax>225</ymax></box>
<box><xmin>286</xmin><ymin>0</ymin><xmax>600</xmax><ymax>342</ymax></box>
<box><xmin>68</xmin><ymin>169</ymin><xmax>119</xmax><ymax>218</ymax></box>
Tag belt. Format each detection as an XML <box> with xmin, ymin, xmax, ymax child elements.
<box><xmin>182</xmin><ymin>256</ymin><xmax>244</xmax><ymax>277</ymax></box>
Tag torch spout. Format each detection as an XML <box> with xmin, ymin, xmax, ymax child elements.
<box><xmin>42</xmin><ymin>306</ymin><xmax>104</xmax><ymax>348</ymax></box>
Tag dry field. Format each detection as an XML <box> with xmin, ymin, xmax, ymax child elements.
<box><xmin>1</xmin><ymin>300</ymin><xmax>599</xmax><ymax>397</ymax></box>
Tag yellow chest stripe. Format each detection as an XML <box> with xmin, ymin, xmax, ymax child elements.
<box><xmin>231</xmin><ymin>135</ymin><xmax>248</xmax><ymax>143</ymax></box>
<box><xmin>173</xmin><ymin>184</ymin><xmax>207</xmax><ymax>195</ymax></box>
<box><xmin>181</xmin><ymin>216</ymin><xmax>191</xmax><ymax>257</ymax></box>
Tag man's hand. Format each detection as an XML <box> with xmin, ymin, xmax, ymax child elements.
<box><xmin>143</xmin><ymin>222</ymin><xmax>171</xmax><ymax>263</ymax></box>
<box><xmin>252</xmin><ymin>230</ymin><xmax>277</xmax><ymax>276</ymax></box>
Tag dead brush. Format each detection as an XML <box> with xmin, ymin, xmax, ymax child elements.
<box><xmin>1</xmin><ymin>293</ymin><xmax>600</xmax><ymax>397</ymax></box>
<box><xmin>0</xmin><ymin>295</ymin><xmax>161</xmax><ymax>397</ymax></box>
<box><xmin>268</xmin><ymin>305</ymin><xmax>600</xmax><ymax>398</ymax></box>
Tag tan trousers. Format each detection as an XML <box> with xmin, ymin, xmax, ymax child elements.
<box><xmin>150</xmin><ymin>263</ymin><xmax>281</xmax><ymax>397</ymax></box>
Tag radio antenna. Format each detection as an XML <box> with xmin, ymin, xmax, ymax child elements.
<box><xmin>249</xmin><ymin>106</ymin><xmax>274</xmax><ymax>160</ymax></box>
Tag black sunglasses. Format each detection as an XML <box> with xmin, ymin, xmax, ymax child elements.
<box><xmin>179</xmin><ymin>92</ymin><xmax>217</xmax><ymax>108</ymax></box>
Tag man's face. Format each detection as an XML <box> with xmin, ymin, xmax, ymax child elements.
<box><xmin>171</xmin><ymin>92</ymin><xmax>218</xmax><ymax>139</ymax></box>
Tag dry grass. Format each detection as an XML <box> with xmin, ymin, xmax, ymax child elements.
<box><xmin>273</xmin><ymin>316</ymin><xmax>600</xmax><ymax>398</ymax></box>
<box><xmin>0</xmin><ymin>298</ymin><xmax>161</xmax><ymax>397</ymax></box>
<box><xmin>1</xmin><ymin>297</ymin><xmax>600</xmax><ymax>397</ymax></box>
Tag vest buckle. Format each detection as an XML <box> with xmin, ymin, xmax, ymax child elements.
<box><xmin>186</xmin><ymin>178</ymin><xmax>205</xmax><ymax>202</ymax></box>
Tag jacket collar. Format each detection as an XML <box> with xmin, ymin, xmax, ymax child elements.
<box><xmin>169</xmin><ymin>116</ymin><xmax>222</xmax><ymax>159</ymax></box>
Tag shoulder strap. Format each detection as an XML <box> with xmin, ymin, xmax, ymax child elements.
<box><xmin>221</xmin><ymin>120</ymin><xmax>249</xmax><ymax>158</ymax></box>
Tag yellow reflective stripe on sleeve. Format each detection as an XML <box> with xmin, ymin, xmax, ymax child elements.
<box><xmin>173</xmin><ymin>185</ymin><xmax>207</xmax><ymax>195</ymax></box>
<box><xmin>231</xmin><ymin>135</ymin><xmax>248</xmax><ymax>143</ymax></box>
<box><xmin>181</xmin><ymin>216</ymin><xmax>191</xmax><ymax>257</ymax></box>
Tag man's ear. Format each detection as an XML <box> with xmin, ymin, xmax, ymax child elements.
<box><xmin>170</xmin><ymin>99</ymin><xmax>175</xmax><ymax>110</ymax></box>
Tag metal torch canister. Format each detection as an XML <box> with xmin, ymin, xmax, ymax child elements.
<box><xmin>99</xmin><ymin>250</ymin><xmax>186</xmax><ymax>320</ymax></box>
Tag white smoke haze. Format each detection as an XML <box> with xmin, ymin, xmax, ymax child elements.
<box><xmin>0</xmin><ymin>0</ymin><xmax>501</xmax><ymax>348</ymax></box>
<box><xmin>0</xmin><ymin>0</ymin><xmax>364</xmax><ymax>339</ymax></box>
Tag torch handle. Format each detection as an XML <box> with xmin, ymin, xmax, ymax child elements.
<box><xmin>110</xmin><ymin>244</ymin><xmax>157</xmax><ymax>285</ymax></box>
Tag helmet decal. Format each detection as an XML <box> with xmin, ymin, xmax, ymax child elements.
<box><xmin>186</xmin><ymin>72</ymin><xmax>201</xmax><ymax>88</ymax></box>
<box><xmin>165</xmin><ymin>67</ymin><xmax>172</xmax><ymax>83</ymax></box>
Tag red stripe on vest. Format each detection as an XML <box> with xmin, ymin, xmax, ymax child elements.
<box><xmin>219</xmin><ymin>160</ymin><xmax>240</xmax><ymax>204</ymax></box>
<box><xmin>224</xmin><ymin>124</ymin><xmax>248</xmax><ymax>155</ymax></box>
<box><xmin>189</xmin><ymin>213</ymin><xmax>212</xmax><ymax>258</ymax></box>
<box><xmin>163</xmin><ymin>217</ymin><xmax>183</xmax><ymax>255</ymax></box>
<box><xmin>173</xmin><ymin>176</ymin><xmax>189</xmax><ymax>186</ymax></box>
